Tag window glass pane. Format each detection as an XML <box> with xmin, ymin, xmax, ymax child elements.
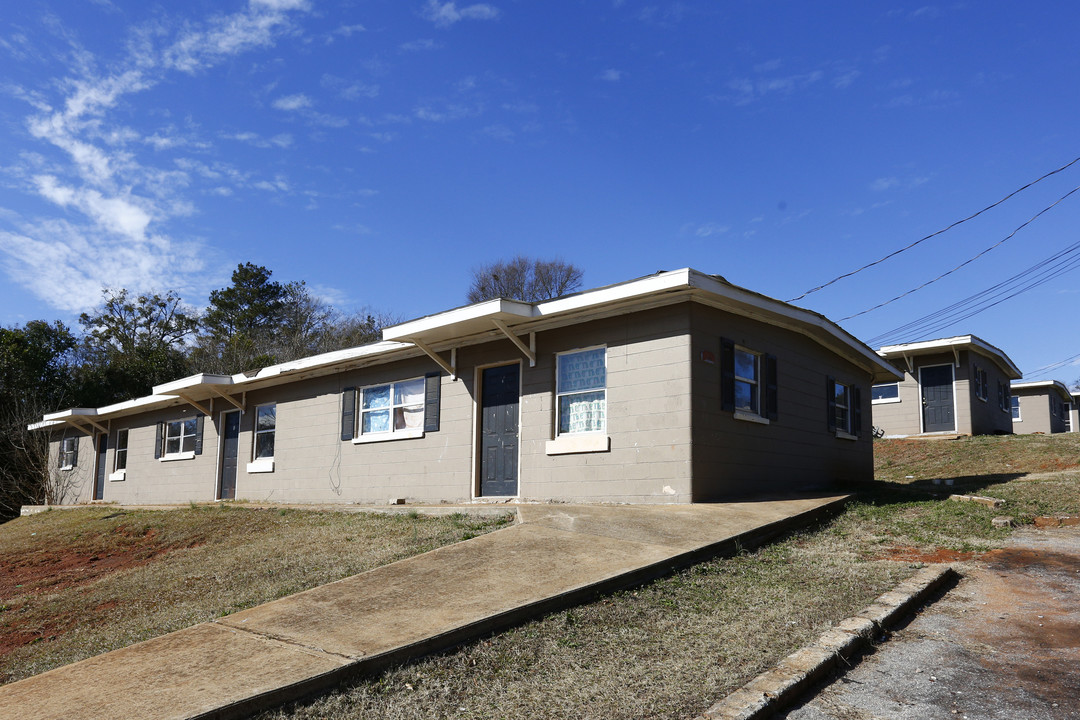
<box><xmin>834</xmin><ymin>383</ymin><xmax>848</xmax><ymax>407</ymax></box>
<box><xmin>363</xmin><ymin>385</ymin><xmax>391</xmax><ymax>409</ymax></box>
<box><xmin>1011</xmin><ymin>396</ymin><xmax>1020</xmax><ymax>419</ymax></box>
<box><xmin>734</xmin><ymin>380</ymin><xmax>756</xmax><ymax>412</ymax></box>
<box><xmin>395</xmin><ymin>405</ymin><xmax>424</xmax><ymax>430</ymax></box>
<box><xmin>395</xmin><ymin>379</ymin><xmax>425</xmax><ymax>406</ymax></box>
<box><xmin>558</xmin><ymin>348</ymin><xmax>606</xmax><ymax>393</ymax></box>
<box><xmin>362</xmin><ymin>409</ymin><xmax>390</xmax><ymax>434</ymax></box>
<box><xmin>183</xmin><ymin>418</ymin><xmax>198</xmax><ymax>435</ymax></box>
<box><xmin>255</xmin><ymin>432</ymin><xmax>275</xmax><ymax>459</ymax></box>
<box><xmin>166</xmin><ymin>437</ymin><xmax>180</xmax><ymax>455</ymax></box>
<box><xmin>836</xmin><ymin>407</ymin><xmax>850</xmax><ymax>432</ymax></box>
<box><xmin>181</xmin><ymin>433</ymin><xmax>196</xmax><ymax>453</ymax></box>
<box><xmin>558</xmin><ymin>390</ymin><xmax>606</xmax><ymax>434</ymax></box>
<box><xmin>871</xmin><ymin>384</ymin><xmax>898</xmax><ymax>401</ymax></box>
<box><xmin>257</xmin><ymin>405</ymin><xmax>276</xmax><ymax>431</ymax></box>
<box><xmin>734</xmin><ymin>350</ymin><xmax>757</xmax><ymax>381</ymax></box>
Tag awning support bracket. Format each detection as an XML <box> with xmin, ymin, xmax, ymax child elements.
<box><xmin>176</xmin><ymin>392</ymin><xmax>213</xmax><ymax>417</ymax></box>
<box><xmin>411</xmin><ymin>339</ymin><xmax>456</xmax><ymax>379</ymax></box>
<box><xmin>492</xmin><ymin>320</ymin><xmax>536</xmax><ymax>367</ymax></box>
<box><xmin>210</xmin><ymin>388</ymin><xmax>245</xmax><ymax>412</ymax></box>
<box><xmin>64</xmin><ymin>417</ymin><xmax>107</xmax><ymax>435</ymax></box>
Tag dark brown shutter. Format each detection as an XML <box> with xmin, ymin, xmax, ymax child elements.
<box><xmin>341</xmin><ymin>387</ymin><xmax>356</xmax><ymax>441</ymax></box>
<box><xmin>154</xmin><ymin>422</ymin><xmax>163</xmax><ymax>459</ymax></box>
<box><xmin>720</xmin><ymin>338</ymin><xmax>735</xmax><ymax>412</ymax></box>
<box><xmin>826</xmin><ymin>376</ymin><xmax>837</xmax><ymax>432</ymax></box>
<box><xmin>764</xmin><ymin>354</ymin><xmax>778</xmax><ymax>421</ymax></box>
<box><xmin>424</xmin><ymin>372</ymin><xmax>441</xmax><ymax>433</ymax></box>
<box><xmin>853</xmin><ymin>386</ymin><xmax>863</xmax><ymax>434</ymax></box>
<box><xmin>71</xmin><ymin>437</ymin><xmax>79</xmax><ymax>467</ymax></box>
<box><xmin>194</xmin><ymin>415</ymin><xmax>204</xmax><ymax>455</ymax></box>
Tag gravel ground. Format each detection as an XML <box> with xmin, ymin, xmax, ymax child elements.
<box><xmin>780</xmin><ymin>525</ymin><xmax>1080</xmax><ymax>720</ymax></box>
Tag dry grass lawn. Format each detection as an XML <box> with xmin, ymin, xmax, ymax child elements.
<box><xmin>0</xmin><ymin>505</ymin><xmax>513</xmax><ymax>684</ymax></box>
<box><xmin>4</xmin><ymin>435</ymin><xmax>1080</xmax><ymax>719</ymax></box>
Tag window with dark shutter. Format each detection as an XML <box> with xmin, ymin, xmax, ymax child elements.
<box><xmin>764</xmin><ymin>354</ymin><xmax>778</xmax><ymax>421</ymax></box>
<box><xmin>194</xmin><ymin>415</ymin><xmax>204</xmax><ymax>455</ymax></box>
<box><xmin>154</xmin><ymin>422</ymin><xmax>163</xmax><ymax>459</ymax></box>
<box><xmin>340</xmin><ymin>387</ymin><xmax>356</xmax><ymax>441</ymax></box>
<box><xmin>853</xmin><ymin>386</ymin><xmax>862</xmax><ymax>434</ymax></box>
<box><xmin>826</xmin><ymin>376</ymin><xmax>837</xmax><ymax>432</ymax></box>
<box><xmin>424</xmin><ymin>373</ymin><xmax>441</xmax><ymax>433</ymax></box>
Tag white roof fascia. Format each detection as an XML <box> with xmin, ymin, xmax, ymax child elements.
<box><xmin>383</xmin><ymin>300</ymin><xmax>536</xmax><ymax>341</ymax></box>
<box><xmin>230</xmin><ymin>341</ymin><xmax>416</xmax><ymax>386</ymax></box>
<box><xmin>878</xmin><ymin>335</ymin><xmax>1021</xmax><ymax>379</ymax></box>
<box><xmin>532</xmin><ymin>269</ymin><xmax>692</xmax><ymax>318</ymax></box>
<box><xmin>42</xmin><ymin>408</ymin><xmax>99</xmax><ymax>421</ymax></box>
<box><xmin>153</xmin><ymin>373</ymin><xmax>234</xmax><ymax>395</ymax></box>
<box><xmin>1011</xmin><ymin>380</ymin><xmax>1073</xmax><ymax>400</ymax></box>
<box><xmin>27</xmin><ymin>419</ymin><xmax>65</xmax><ymax>431</ymax></box>
<box><xmin>686</xmin><ymin>271</ymin><xmax>903</xmax><ymax>383</ymax></box>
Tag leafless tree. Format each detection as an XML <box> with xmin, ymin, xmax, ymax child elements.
<box><xmin>467</xmin><ymin>257</ymin><xmax>584</xmax><ymax>303</ymax></box>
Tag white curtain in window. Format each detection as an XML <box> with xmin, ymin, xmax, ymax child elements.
<box><xmin>561</xmin><ymin>391</ymin><xmax>605</xmax><ymax>433</ymax></box>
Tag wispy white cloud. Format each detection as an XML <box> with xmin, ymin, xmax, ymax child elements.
<box><xmin>223</xmin><ymin>131</ymin><xmax>293</xmax><ymax>148</ymax></box>
<box><xmin>272</xmin><ymin>93</ymin><xmax>312</xmax><ymax>111</ymax></box>
<box><xmin>597</xmin><ymin>69</ymin><xmax>623</xmax><ymax>82</ymax></box>
<box><xmin>0</xmin><ymin>0</ymin><xmax>310</xmax><ymax>312</ymax></box>
<box><xmin>421</xmin><ymin>1</ymin><xmax>500</xmax><ymax>28</ymax></box>
<box><xmin>400</xmin><ymin>38</ymin><xmax>441</xmax><ymax>52</ymax></box>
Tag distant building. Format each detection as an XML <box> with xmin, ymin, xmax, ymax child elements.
<box><xmin>873</xmin><ymin>335</ymin><xmax>1021</xmax><ymax>438</ymax></box>
<box><xmin>1010</xmin><ymin>380</ymin><xmax>1074</xmax><ymax>435</ymax></box>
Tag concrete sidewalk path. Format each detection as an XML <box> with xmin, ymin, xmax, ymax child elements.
<box><xmin>0</xmin><ymin>495</ymin><xmax>846</xmax><ymax>720</ymax></box>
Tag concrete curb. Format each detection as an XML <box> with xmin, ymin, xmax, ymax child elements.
<box><xmin>695</xmin><ymin>564</ymin><xmax>960</xmax><ymax>720</ymax></box>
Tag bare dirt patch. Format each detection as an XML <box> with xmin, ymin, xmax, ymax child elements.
<box><xmin>873</xmin><ymin>546</ymin><xmax>978</xmax><ymax>563</ymax></box>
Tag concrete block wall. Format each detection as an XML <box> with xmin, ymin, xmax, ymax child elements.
<box><xmin>689</xmin><ymin>304</ymin><xmax>875</xmax><ymax>499</ymax></box>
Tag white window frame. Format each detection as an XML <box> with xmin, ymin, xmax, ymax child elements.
<box><xmin>248</xmin><ymin>403</ymin><xmax>277</xmax><ymax>473</ymax></box>
<box><xmin>554</xmin><ymin>346</ymin><xmax>607</xmax><ymax>437</ymax></box>
<box><xmin>59</xmin><ymin>436</ymin><xmax>78</xmax><ymax>470</ymax></box>
<box><xmin>871</xmin><ymin>382</ymin><xmax>900</xmax><ymax>405</ymax></box>
<box><xmin>1011</xmin><ymin>395</ymin><xmax>1021</xmax><ymax>421</ymax></box>
<box><xmin>110</xmin><ymin>428</ymin><xmax>128</xmax><ymax>481</ymax></box>
<box><xmin>1065</xmin><ymin>403</ymin><xmax>1073</xmax><ymax>432</ymax></box>
<box><xmin>161</xmin><ymin>418</ymin><xmax>197</xmax><ymax>461</ymax></box>
<box><xmin>733</xmin><ymin>346</ymin><xmax>762</xmax><ymax>420</ymax></box>
<box><xmin>354</xmin><ymin>377</ymin><xmax>426</xmax><ymax>444</ymax></box>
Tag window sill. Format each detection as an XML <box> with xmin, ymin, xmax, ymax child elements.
<box><xmin>109</xmin><ymin>470</ymin><xmax>126</xmax><ymax>482</ymax></box>
<box><xmin>733</xmin><ymin>410</ymin><xmax>770</xmax><ymax>425</ymax></box>
<box><xmin>546</xmin><ymin>434</ymin><xmax>610</xmax><ymax>455</ymax></box>
<box><xmin>353</xmin><ymin>428</ymin><xmax>424</xmax><ymax>445</ymax></box>
<box><xmin>871</xmin><ymin>397</ymin><xmax>901</xmax><ymax>405</ymax></box>
<box><xmin>60</xmin><ymin>465</ymin><xmax>74</xmax><ymax>472</ymax></box>
<box><xmin>246</xmin><ymin>458</ymin><xmax>275</xmax><ymax>473</ymax></box>
<box><xmin>835</xmin><ymin>430</ymin><xmax>858</xmax><ymax>441</ymax></box>
<box><xmin>160</xmin><ymin>451</ymin><xmax>195</xmax><ymax>462</ymax></box>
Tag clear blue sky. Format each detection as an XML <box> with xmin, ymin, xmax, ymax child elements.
<box><xmin>1</xmin><ymin>1</ymin><xmax>1078</xmax><ymax>381</ymax></box>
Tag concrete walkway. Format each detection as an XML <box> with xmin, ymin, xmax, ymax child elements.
<box><xmin>0</xmin><ymin>496</ymin><xmax>846</xmax><ymax>720</ymax></box>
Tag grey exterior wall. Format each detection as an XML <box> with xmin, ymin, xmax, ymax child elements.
<box><xmin>52</xmin><ymin>306</ymin><xmax>693</xmax><ymax>506</ymax></box>
<box><xmin>1012</xmin><ymin>390</ymin><xmax>1069</xmax><ymax>435</ymax></box>
<box><xmin>689</xmin><ymin>304</ymin><xmax>874</xmax><ymax>499</ymax></box>
<box><xmin>872</xmin><ymin>349</ymin><xmax>1013</xmax><ymax>437</ymax></box>
<box><xmin>48</xmin><ymin>430</ymin><xmax>95</xmax><ymax>505</ymax></box>
<box><xmin>44</xmin><ymin>301</ymin><xmax>879</xmax><ymax>506</ymax></box>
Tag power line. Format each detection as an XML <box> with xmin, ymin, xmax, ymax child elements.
<box><xmin>839</xmin><ymin>184</ymin><xmax>1080</xmax><ymax>321</ymax></box>
<box><xmin>788</xmin><ymin>154</ymin><xmax>1080</xmax><ymax>302</ymax></box>
<box><xmin>1024</xmin><ymin>352</ymin><xmax>1080</xmax><ymax>380</ymax></box>
<box><xmin>867</xmin><ymin>237</ymin><xmax>1080</xmax><ymax>346</ymax></box>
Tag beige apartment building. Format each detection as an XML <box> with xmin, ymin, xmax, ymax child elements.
<box><xmin>34</xmin><ymin>269</ymin><xmax>901</xmax><ymax>507</ymax></box>
<box><xmin>872</xmin><ymin>335</ymin><xmax>1021</xmax><ymax>438</ymax></box>
<box><xmin>1010</xmin><ymin>380</ymin><xmax>1074</xmax><ymax>435</ymax></box>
